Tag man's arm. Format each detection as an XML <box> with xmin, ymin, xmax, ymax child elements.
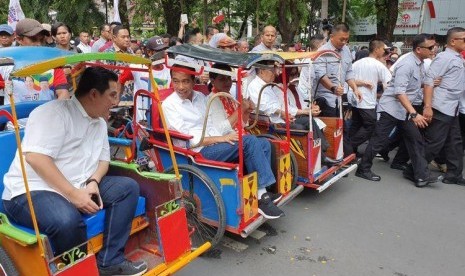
<box><xmin>25</xmin><ymin>152</ymin><xmax>100</xmax><ymax>214</ymax></box>
<box><xmin>397</xmin><ymin>94</ymin><xmax>428</xmax><ymax>128</ymax></box>
<box><xmin>347</xmin><ymin>79</ymin><xmax>363</xmax><ymax>101</ymax></box>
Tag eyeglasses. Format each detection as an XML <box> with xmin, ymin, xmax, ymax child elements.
<box><xmin>454</xmin><ymin>37</ymin><xmax>465</xmax><ymax>42</ymax></box>
<box><xmin>419</xmin><ymin>45</ymin><xmax>435</xmax><ymax>51</ymax></box>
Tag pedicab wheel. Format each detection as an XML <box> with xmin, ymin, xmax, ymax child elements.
<box><xmin>256</xmin><ymin>134</ymin><xmax>299</xmax><ymax>190</ymax></box>
<box><xmin>164</xmin><ymin>164</ymin><xmax>226</xmax><ymax>249</ymax></box>
<box><xmin>0</xmin><ymin>245</ymin><xmax>18</xmax><ymax>276</ymax></box>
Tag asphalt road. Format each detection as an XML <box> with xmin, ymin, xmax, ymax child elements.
<box><xmin>177</xmin><ymin>155</ymin><xmax>465</xmax><ymax>276</ymax></box>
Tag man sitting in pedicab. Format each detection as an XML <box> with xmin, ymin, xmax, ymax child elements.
<box><xmin>247</xmin><ymin>61</ymin><xmax>334</xmax><ymax>165</ymax></box>
<box><xmin>162</xmin><ymin>64</ymin><xmax>285</xmax><ymax>220</ymax></box>
<box><xmin>2</xmin><ymin>67</ymin><xmax>147</xmax><ymax>276</ymax></box>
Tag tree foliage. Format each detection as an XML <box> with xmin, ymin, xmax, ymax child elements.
<box><xmin>0</xmin><ymin>0</ymin><xmax>105</xmax><ymax>36</ymax></box>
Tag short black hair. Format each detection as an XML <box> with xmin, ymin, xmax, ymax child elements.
<box><xmin>206</xmin><ymin>26</ymin><xmax>219</xmax><ymax>36</ymax></box>
<box><xmin>169</xmin><ymin>36</ymin><xmax>183</xmax><ymax>47</ymax></box>
<box><xmin>412</xmin><ymin>33</ymin><xmax>435</xmax><ymax>50</ymax></box>
<box><xmin>100</xmin><ymin>24</ymin><xmax>110</xmax><ymax>32</ymax></box>
<box><xmin>51</xmin><ymin>22</ymin><xmax>72</xmax><ymax>37</ymax></box>
<box><xmin>209</xmin><ymin>63</ymin><xmax>232</xmax><ymax>80</ymax></box>
<box><xmin>331</xmin><ymin>23</ymin><xmax>349</xmax><ymax>34</ymax></box>
<box><xmin>183</xmin><ymin>28</ymin><xmax>201</xmax><ymax>43</ymax></box>
<box><xmin>74</xmin><ymin>67</ymin><xmax>118</xmax><ymax>98</ymax></box>
<box><xmin>112</xmin><ymin>25</ymin><xmax>128</xmax><ymax>36</ymax></box>
<box><xmin>368</xmin><ymin>39</ymin><xmax>385</xmax><ymax>53</ymax></box>
<box><xmin>110</xmin><ymin>21</ymin><xmax>122</xmax><ymax>27</ymax></box>
<box><xmin>170</xmin><ymin>64</ymin><xmax>196</xmax><ymax>81</ymax></box>
<box><xmin>447</xmin><ymin>27</ymin><xmax>465</xmax><ymax>43</ymax></box>
<box><xmin>308</xmin><ymin>34</ymin><xmax>324</xmax><ymax>51</ymax></box>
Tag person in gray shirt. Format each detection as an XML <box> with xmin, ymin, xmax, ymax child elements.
<box><xmin>312</xmin><ymin>23</ymin><xmax>362</xmax><ymax>157</ymax></box>
<box><xmin>356</xmin><ymin>34</ymin><xmax>438</xmax><ymax>187</ymax></box>
<box><xmin>313</xmin><ymin>23</ymin><xmax>362</xmax><ymax>117</ymax></box>
<box><xmin>422</xmin><ymin>27</ymin><xmax>465</xmax><ymax>185</ymax></box>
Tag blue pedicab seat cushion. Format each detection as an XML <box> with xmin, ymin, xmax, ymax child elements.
<box><xmin>0</xmin><ymin>129</ymin><xmax>146</xmax><ymax>240</ymax></box>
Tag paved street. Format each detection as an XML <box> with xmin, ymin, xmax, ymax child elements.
<box><xmin>178</xmin><ymin>156</ymin><xmax>465</xmax><ymax>276</ymax></box>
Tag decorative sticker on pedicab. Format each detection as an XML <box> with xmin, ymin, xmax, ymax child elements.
<box><xmin>11</xmin><ymin>70</ymin><xmax>56</xmax><ymax>103</ymax></box>
<box><xmin>242</xmin><ymin>172</ymin><xmax>258</xmax><ymax>223</ymax></box>
<box><xmin>219</xmin><ymin>178</ymin><xmax>236</xmax><ymax>192</ymax></box>
<box><xmin>156</xmin><ymin>199</ymin><xmax>181</xmax><ymax>218</ymax></box>
<box><xmin>53</xmin><ymin>246</ymin><xmax>87</xmax><ymax>271</ymax></box>
<box><xmin>277</xmin><ymin>134</ymin><xmax>305</xmax><ymax>160</ymax></box>
<box><xmin>279</xmin><ymin>153</ymin><xmax>292</xmax><ymax>194</ymax></box>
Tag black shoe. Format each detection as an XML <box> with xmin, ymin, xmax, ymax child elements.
<box><xmin>403</xmin><ymin>170</ymin><xmax>415</xmax><ymax>182</ymax></box>
<box><xmin>376</xmin><ymin>151</ymin><xmax>390</xmax><ymax>162</ymax></box>
<box><xmin>258</xmin><ymin>194</ymin><xmax>285</xmax><ymax>219</ymax></box>
<box><xmin>442</xmin><ymin>177</ymin><xmax>465</xmax><ymax>186</ymax></box>
<box><xmin>264</xmin><ymin>192</ymin><xmax>283</xmax><ymax>204</ymax></box>
<box><xmin>390</xmin><ymin>163</ymin><xmax>408</xmax><ymax>171</ymax></box>
<box><xmin>99</xmin><ymin>259</ymin><xmax>148</xmax><ymax>276</ymax></box>
<box><xmin>415</xmin><ymin>175</ymin><xmax>439</xmax><ymax>187</ymax></box>
<box><xmin>355</xmin><ymin>170</ymin><xmax>381</xmax><ymax>181</ymax></box>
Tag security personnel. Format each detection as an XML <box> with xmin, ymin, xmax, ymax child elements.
<box><xmin>422</xmin><ymin>27</ymin><xmax>465</xmax><ymax>186</ymax></box>
<box><xmin>356</xmin><ymin>34</ymin><xmax>438</xmax><ymax>187</ymax></box>
<box><xmin>313</xmin><ymin>23</ymin><xmax>362</xmax><ymax>117</ymax></box>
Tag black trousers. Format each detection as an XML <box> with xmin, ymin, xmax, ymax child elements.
<box><xmin>459</xmin><ymin>112</ymin><xmax>465</xmax><ymax>151</ymax></box>
<box><xmin>424</xmin><ymin>109</ymin><xmax>463</xmax><ymax>180</ymax></box>
<box><xmin>349</xmin><ymin>107</ymin><xmax>376</xmax><ymax>150</ymax></box>
<box><xmin>359</xmin><ymin>112</ymin><xmax>429</xmax><ymax>179</ymax></box>
<box><xmin>391</xmin><ymin>104</ymin><xmax>424</xmax><ymax>165</ymax></box>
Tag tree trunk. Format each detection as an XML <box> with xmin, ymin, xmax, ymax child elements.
<box><xmin>236</xmin><ymin>14</ymin><xmax>248</xmax><ymax>39</ymax></box>
<box><xmin>321</xmin><ymin>0</ymin><xmax>328</xmax><ymax>20</ymax></box>
<box><xmin>161</xmin><ymin>0</ymin><xmax>182</xmax><ymax>36</ymax></box>
<box><xmin>376</xmin><ymin>0</ymin><xmax>399</xmax><ymax>41</ymax></box>
<box><xmin>203</xmin><ymin>0</ymin><xmax>207</xmax><ymax>36</ymax></box>
<box><xmin>276</xmin><ymin>0</ymin><xmax>301</xmax><ymax>46</ymax></box>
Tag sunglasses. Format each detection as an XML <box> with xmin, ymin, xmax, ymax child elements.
<box><xmin>419</xmin><ymin>45</ymin><xmax>435</xmax><ymax>51</ymax></box>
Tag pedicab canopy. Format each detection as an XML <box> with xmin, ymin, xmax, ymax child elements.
<box><xmin>166</xmin><ymin>44</ymin><xmax>285</xmax><ymax>68</ymax></box>
<box><xmin>0</xmin><ymin>46</ymin><xmax>151</xmax><ymax>77</ymax></box>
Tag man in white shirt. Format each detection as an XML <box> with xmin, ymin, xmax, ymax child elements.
<box><xmin>247</xmin><ymin>61</ymin><xmax>311</xmax><ymax>129</ymax></box>
<box><xmin>2</xmin><ymin>67</ymin><xmax>147</xmax><ymax>275</ymax></box>
<box><xmin>348</xmin><ymin>39</ymin><xmax>392</xmax><ymax>154</ymax></box>
<box><xmin>76</xmin><ymin>31</ymin><xmax>92</xmax><ymax>53</ymax></box>
<box><xmin>162</xmin><ymin>65</ymin><xmax>284</xmax><ymax>219</ymax></box>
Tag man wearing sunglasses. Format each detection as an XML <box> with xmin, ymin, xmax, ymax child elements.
<box><xmin>422</xmin><ymin>27</ymin><xmax>465</xmax><ymax>186</ymax></box>
<box><xmin>356</xmin><ymin>33</ymin><xmax>438</xmax><ymax>187</ymax></box>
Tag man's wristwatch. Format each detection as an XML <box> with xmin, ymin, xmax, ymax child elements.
<box><xmin>409</xmin><ymin>112</ymin><xmax>418</xmax><ymax>120</ymax></box>
<box><xmin>330</xmin><ymin>86</ymin><xmax>337</xmax><ymax>94</ymax></box>
<box><xmin>85</xmin><ymin>178</ymin><xmax>100</xmax><ymax>186</ymax></box>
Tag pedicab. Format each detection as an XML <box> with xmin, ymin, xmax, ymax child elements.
<box><xmin>127</xmin><ymin>44</ymin><xmax>304</xmax><ymax>248</ymax></box>
<box><xmin>0</xmin><ymin>47</ymin><xmax>210</xmax><ymax>276</ymax></box>
<box><xmin>247</xmin><ymin>51</ymin><xmax>358</xmax><ymax>192</ymax></box>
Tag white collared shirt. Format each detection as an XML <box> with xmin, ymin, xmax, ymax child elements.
<box><xmin>77</xmin><ymin>42</ymin><xmax>92</xmax><ymax>53</ymax></box>
<box><xmin>247</xmin><ymin>76</ymin><xmax>285</xmax><ymax>124</ymax></box>
<box><xmin>3</xmin><ymin>97</ymin><xmax>110</xmax><ymax>200</ymax></box>
<box><xmin>162</xmin><ymin>91</ymin><xmax>221</xmax><ymax>152</ymax></box>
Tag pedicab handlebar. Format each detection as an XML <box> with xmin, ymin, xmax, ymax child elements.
<box><xmin>189</xmin><ymin>92</ymin><xmax>241</xmax><ymax>149</ymax></box>
<box><xmin>245</xmin><ymin>82</ymin><xmax>282</xmax><ymax>131</ymax></box>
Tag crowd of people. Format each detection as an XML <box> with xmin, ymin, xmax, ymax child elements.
<box><xmin>1</xmin><ymin>15</ymin><xmax>465</xmax><ymax>276</ymax></box>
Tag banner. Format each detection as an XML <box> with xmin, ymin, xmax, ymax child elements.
<box><xmin>113</xmin><ymin>0</ymin><xmax>121</xmax><ymax>23</ymax></box>
<box><xmin>7</xmin><ymin>0</ymin><xmax>25</xmax><ymax>30</ymax></box>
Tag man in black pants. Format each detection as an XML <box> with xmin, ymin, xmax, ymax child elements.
<box><xmin>422</xmin><ymin>27</ymin><xmax>465</xmax><ymax>186</ymax></box>
<box><xmin>356</xmin><ymin>34</ymin><xmax>438</xmax><ymax>187</ymax></box>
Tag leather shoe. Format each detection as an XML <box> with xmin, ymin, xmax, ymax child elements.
<box><xmin>355</xmin><ymin>170</ymin><xmax>381</xmax><ymax>181</ymax></box>
<box><xmin>390</xmin><ymin>163</ymin><xmax>408</xmax><ymax>171</ymax></box>
<box><xmin>442</xmin><ymin>177</ymin><xmax>465</xmax><ymax>186</ymax></box>
<box><xmin>415</xmin><ymin>175</ymin><xmax>439</xmax><ymax>187</ymax></box>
